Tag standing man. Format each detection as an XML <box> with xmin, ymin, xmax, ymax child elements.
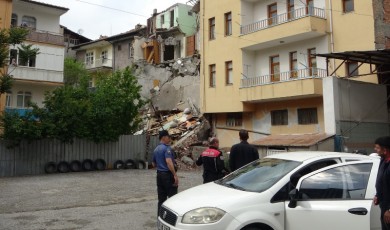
<box><xmin>152</xmin><ymin>130</ymin><xmax>178</xmax><ymax>215</ymax></box>
<box><xmin>229</xmin><ymin>129</ymin><xmax>259</xmax><ymax>171</ymax></box>
<box><xmin>196</xmin><ymin>137</ymin><xmax>227</xmax><ymax>183</ymax></box>
<box><xmin>374</xmin><ymin>136</ymin><xmax>390</xmax><ymax>230</ymax></box>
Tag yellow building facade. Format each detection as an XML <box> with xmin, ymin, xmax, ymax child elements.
<box><xmin>200</xmin><ymin>0</ymin><xmax>377</xmax><ymax>148</ymax></box>
<box><xmin>0</xmin><ymin>0</ymin><xmax>13</xmax><ymax>112</ymax></box>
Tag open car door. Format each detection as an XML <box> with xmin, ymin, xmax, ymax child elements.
<box><xmin>285</xmin><ymin>160</ymin><xmax>381</xmax><ymax>230</ymax></box>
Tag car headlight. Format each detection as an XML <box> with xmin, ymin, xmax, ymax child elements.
<box><xmin>182</xmin><ymin>207</ymin><xmax>225</xmax><ymax>224</ymax></box>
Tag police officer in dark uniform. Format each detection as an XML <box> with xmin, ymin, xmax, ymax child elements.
<box><xmin>152</xmin><ymin>130</ymin><xmax>178</xmax><ymax>215</ymax></box>
<box><xmin>196</xmin><ymin>137</ymin><xmax>227</xmax><ymax>183</ymax></box>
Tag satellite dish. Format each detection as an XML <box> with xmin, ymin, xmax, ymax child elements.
<box><xmin>77</xmin><ymin>29</ymin><xmax>84</xmax><ymax>35</ymax></box>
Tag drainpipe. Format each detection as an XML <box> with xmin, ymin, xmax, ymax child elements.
<box><xmin>202</xmin><ymin>0</ymin><xmax>206</xmax><ymax>112</ymax></box>
<box><xmin>328</xmin><ymin>0</ymin><xmax>336</xmax><ymax>72</ymax></box>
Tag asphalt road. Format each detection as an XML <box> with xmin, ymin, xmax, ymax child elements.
<box><xmin>0</xmin><ymin>169</ymin><xmax>203</xmax><ymax>230</ymax></box>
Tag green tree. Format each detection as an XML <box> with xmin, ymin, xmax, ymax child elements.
<box><xmin>1</xmin><ymin>67</ymin><xmax>146</xmax><ymax>145</ymax></box>
<box><xmin>0</xmin><ymin>27</ymin><xmax>29</xmax><ymax>94</ymax></box>
<box><xmin>17</xmin><ymin>43</ymin><xmax>40</xmax><ymax>66</ymax></box>
<box><xmin>63</xmin><ymin>57</ymin><xmax>89</xmax><ymax>86</ymax></box>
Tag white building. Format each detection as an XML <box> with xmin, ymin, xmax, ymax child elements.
<box><xmin>6</xmin><ymin>0</ymin><xmax>68</xmax><ymax>114</ymax></box>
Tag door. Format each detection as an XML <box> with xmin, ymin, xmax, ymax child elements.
<box><xmin>306</xmin><ymin>0</ymin><xmax>314</xmax><ymax>15</ymax></box>
<box><xmin>270</xmin><ymin>55</ymin><xmax>280</xmax><ymax>82</ymax></box>
<box><xmin>268</xmin><ymin>3</ymin><xmax>278</xmax><ymax>25</ymax></box>
<box><xmin>285</xmin><ymin>161</ymin><xmax>381</xmax><ymax>230</ymax></box>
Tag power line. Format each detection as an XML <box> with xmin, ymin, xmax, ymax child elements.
<box><xmin>75</xmin><ymin>0</ymin><xmax>148</xmax><ymax>18</ymax></box>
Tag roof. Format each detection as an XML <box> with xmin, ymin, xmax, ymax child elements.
<box><xmin>315</xmin><ymin>49</ymin><xmax>390</xmax><ymax>66</ymax></box>
<box><xmin>61</xmin><ymin>25</ymin><xmax>91</xmax><ymax>43</ymax></box>
<box><xmin>20</xmin><ymin>0</ymin><xmax>69</xmax><ymax>12</ymax></box>
<box><xmin>251</xmin><ymin>133</ymin><xmax>333</xmax><ymax>147</ymax></box>
<box><xmin>266</xmin><ymin>151</ymin><xmax>373</xmax><ymax>162</ymax></box>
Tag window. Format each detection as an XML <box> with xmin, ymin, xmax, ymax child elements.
<box><xmin>298</xmin><ymin>108</ymin><xmax>318</xmax><ymax>124</ymax></box>
<box><xmin>268</xmin><ymin>3</ymin><xmax>278</xmax><ymax>25</ymax></box>
<box><xmin>299</xmin><ymin>163</ymin><xmax>372</xmax><ymax>199</ymax></box>
<box><xmin>290</xmin><ymin>51</ymin><xmax>298</xmax><ymax>78</ymax></box>
<box><xmin>5</xmin><ymin>91</ymin><xmax>12</xmax><ymax>107</ymax></box>
<box><xmin>101</xmin><ymin>50</ymin><xmax>108</xmax><ymax>63</ymax></box>
<box><xmin>9</xmin><ymin>49</ymin><xmax>17</xmax><ymax>65</ymax></box>
<box><xmin>308</xmin><ymin>48</ymin><xmax>317</xmax><ymax>76</ymax></box>
<box><xmin>226</xmin><ymin>61</ymin><xmax>233</xmax><ymax>85</ymax></box>
<box><xmin>346</xmin><ymin>61</ymin><xmax>359</xmax><ymax>76</ymax></box>
<box><xmin>270</xmin><ymin>55</ymin><xmax>280</xmax><ymax>82</ymax></box>
<box><xmin>21</xmin><ymin>16</ymin><xmax>36</xmax><ymax>29</ymax></box>
<box><xmin>85</xmin><ymin>52</ymin><xmax>94</xmax><ymax>66</ymax></box>
<box><xmin>118</xmin><ymin>45</ymin><xmax>122</xmax><ymax>51</ymax></box>
<box><xmin>129</xmin><ymin>43</ymin><xmax>134</xmax><ymax>59</ymax></box>
<box><xmin>287</xmin><ymin>0</ymin><xmax>295</xmax><ymax>19</ymax></box>
<box><xmin>16</xmin><ymin>91</ymin><xmax>31</xmax><ymax>108</ymax></box>
<box><xmin>209</xmin><ymin>17</ymin><xmax>215</xmax><ymax>40</ymax></box>
<box><xmin>271</xmin><ymin>110</ymin><xmax>288</xmax><ymax>126</ymax></box>
<box><xmin>161</xmin><ymin>15</ymin><xmax>165</xmax><ymax>27</ymax></box>
<box><xmin>209</xmin><ymin>64</ymin><xmax>216</xmax><ymax>87</ymax></box>
<box><xmin>342</xmin><ymin>0</ymin><xmax>354</xmax><ymax>13</ymax></box>
<box><xmin>225</xmin><ymin>12</ymin><xmax>232</xmax><ymax>36</ymax></box>
<box><xmin>11</xmin><ymin>14</ymin><xmax>17</xmax><ymax>27</ymax></box>
<box><xmin>18</xmin><ymin>50</ymin><xmax>36</xmax><ymax>67</ymax></box>
<box><xmin>226</xmin><ymin>113</ymin><xmax>242</xmax><ymax>127</ymax></box>
<box><xmin>170</xmin><ymin>10</ymin><xmax>175</xmax><ymax>27</ymax></box>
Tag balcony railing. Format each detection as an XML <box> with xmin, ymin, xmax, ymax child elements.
<box><xmin>85</xmin><ymin>58</ymin><xmax>113</xmax><ymax>69</ymax></box>
<box><xmin>240</xmin><ymin>68</ymin><xmax>327</xmax><ymax>88</ymax></box>
<box><xmin>24</xmin><ymin>28</ymin><xmax>64</xmax><ymax>46</ymax></box>
<box><xmin>5</xmin><ymin>108</ymin><xmax>33</xmax><ymax>117</ymax></box>
<box><xmin>240</xmin><ymin>7</ymin><xmax>326</xmax><ymax>35</ymax></box>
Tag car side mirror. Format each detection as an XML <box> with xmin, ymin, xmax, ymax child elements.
<box><xmin>288</xmin><ymin>188</ymin><xmax>298</xmax><ymax>208</ymax></box>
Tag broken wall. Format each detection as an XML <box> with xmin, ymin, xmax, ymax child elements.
<box><xmin>133</xmin><ymin>56</ymin><xmax>200</xmax><ymax>111</ymax></box>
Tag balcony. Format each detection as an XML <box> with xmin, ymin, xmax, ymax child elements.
<box><xmin>5</xmin><ymin>108</ymin><xmax>33</xmax><ymax>117</ymax></box>
<box><xmin>9</xmin><ymin>66</ymin><xmax>64</xmax><ymax>83</ymax></box>
<box><xmin>239</xmin><ymin>7</ymin><xmax>327</xmax><ymax>50</ymax></box>
<box><xmin>85</xmin><ymin>58</ymin><xmax>113</xmax><ymax>70</ymax></box>
<box><xmin>240</xmin><ymin>68</ymin><xmax>327</xmax><ymax>102</ymax></box>
<box><xmin>24</xmin><ymin>28</ymin><xmax>64</xmax><ymax>46</ymax></box>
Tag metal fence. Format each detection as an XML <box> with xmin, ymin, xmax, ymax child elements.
<box><xmin>0</xmin><ymin>134</ymin><xmax>159</xmax><ymax>177</ymax></box>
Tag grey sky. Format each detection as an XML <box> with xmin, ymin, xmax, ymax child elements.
<box><xmin>38</xmin><ymin>0</ymin><xmax>189</xmax><ymax>40</ymax></box>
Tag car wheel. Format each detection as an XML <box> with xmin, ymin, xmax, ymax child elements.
<box><xmin>124</xmin><ymin>159</ymin><xmax>136</xmax><ymax>169</ymax></box>
<box><xmin>57</xmin><ymin>161</ymin><xmax>70</xmax><ymax>173</ymax></box>
<box><xmin>94</xmin><ymin>159</ymin><xmax>106</xmax><ymax>171</ymax></box>
<box><xmin>82</xmin><ymin>159</ymin><xmax>94</xmax><ymax>171</ymax></box>
<box><xmin>113</xmin><ymin>160</ymin><xmax>125</xmax><ymax>169</ymax></box>
<box><xmin>44</xmin><ymin>161</ymin><xmax>57</xmax><ymax>174</ymax></box>
<box><xmin>69</xmin><ymin>160</ymin><xmax>82</xmax><ymax>172</ymax></box>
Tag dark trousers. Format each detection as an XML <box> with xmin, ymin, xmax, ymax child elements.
<box><xmin>381</xmin><ymin>209</ymin><xmax>390</xmax><ymax>230</ymax></box>
<box><xmin>157</xmin><ymin>171</ymin><xmax>178</xmax><ymax>215</ymax></box>
<box><xmin>203</xmin><ymin>172</ymin><xmax>223</xmax><ymax>184</ymax></box>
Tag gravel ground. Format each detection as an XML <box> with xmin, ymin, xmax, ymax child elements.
<box><xmin>0</xmin><ymin>169</ymin><xmax>203</xmax><ymax>230</ymax></box>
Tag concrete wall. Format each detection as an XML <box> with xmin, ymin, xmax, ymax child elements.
<box><xmin>373</xmin><ymin>0</ymin><xmax>390</xmax><ymax>49</ymax></box>
<box><xmin>156</xmin><ymin>3</ymin><xmax>197</xmax><ymax>36</ymax></box>
<box><xmin>113</xmin><ymin>40</ymin><xmax>133</xmax><ymax>71</ymax></box>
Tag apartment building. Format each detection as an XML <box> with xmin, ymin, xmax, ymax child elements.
<box><xmin>5</xmin><ymin>0</ymin><xmax>68</xmax><ymax>115</ymax></box>
<box><xmin>200</xmin><ymin>0</ymin><xmax>387</xmax><ymax>153</ymax></box>
<box><xmin>0</xmin><ymin>0</ymin><xmax>12</xmax><ymax>112</ymax></box>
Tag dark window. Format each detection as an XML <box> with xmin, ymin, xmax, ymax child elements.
<box><xmin>209</xmin><ymin>64</ymin><xmax>216</xmax><ymax>87</ymax></box>
<box><xmin>21</xmin><ymin>16</ymin><xmax>36</xmax><ymax>29</ymax></box>
<box><xmin>225</xmin><ymin>61</ymin><xmax>233</xmax><ymax>85</ymax></box>
<box><xmin>9</xmin><ymin>49</ymin><xmax>17</xmax><ymax>65</ymax></box>
<box><xmin>226</xmin><ymin>113</ymin><xmax>242</xmax><ymax>127</ymax></box>
<box><xmin>271</xmin><ymin>110</ymin><xmax>288</xmax><ymax>126</ymax></box>
<box><xmin>346</xmin><ymin>61</ymin><xmax>359</xmax><ymax>76</ymax></box>
<box><xmin>170</xmin><ymin>10</ymin><xmax>175</xmax><ymax>27</ymax></box>
<box><xmin>308</xmin><ymin>48</ymin><xmax>317</xmax><ymax>76</ymax></box>
<box><xmin>209</xmin><ymin>17</ymin><xmax>215</xmax><ymax>40</ymax></box>
<box><xmin>161</xmin><ymin>15</ymin><xmax>165</xmax><ymax>27</ymax></box>
<box><xmin>298</xmin><ymin>108</ymin><xmax>318</xmax><ymax>124</ymax></box>
<box><xmin>342</xmin><ymin>0</ymin><xmax>354</xmax><ymax>13</ymax></box>
<box><xmin>11</xmin><ymin>14</ymin><xmax>17</xmax><ymax>27</ymax></box>
<box><xmin>118</xmin><ymin>45</ymin><xmax>122</xmax><ymax>51</ymax></box>
<box><xmin>300</xmin><ymin>163</ymin><xmax>372</xmax><ymax>200</ymax></box>
<box><xmin>17</xmin><ymin>91</ymin><xmax>31</xmax><ymax>108</ymax></box>
<box><xmin>225</xmin><ymin>12</ymin><xmax>232</xmax><ymax>36</ymax></box>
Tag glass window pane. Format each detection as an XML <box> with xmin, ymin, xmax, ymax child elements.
<box><xmin>17</xmin><ymin>94</ymin><xmax>24</xmax><ymax>108</ymax></box>
<box><xmin>300</xmin><ymin>163</ymin><xmax>372</xmax><ymax>200</ymax></box>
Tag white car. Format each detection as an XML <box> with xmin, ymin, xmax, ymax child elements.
<box><xmin>158</xmin><ymin>151</ymin><xmax>381</xmax><ymax>230</ymax></box>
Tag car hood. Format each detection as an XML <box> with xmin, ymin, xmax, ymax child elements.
<box><xmin>163</xmin><ymin>182</ymin><xmax>260</xmax><ymax>216</ymax></box>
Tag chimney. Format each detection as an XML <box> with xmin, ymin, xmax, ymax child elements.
<box><xmin>153</xmin><ymin>9</ymin><xmax>157</xmax><ymax>15</ymax></box>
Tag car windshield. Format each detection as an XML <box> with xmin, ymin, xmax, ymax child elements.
<box><xmin>217</xmin><ymin>158</ymin><xmax>301</xmax><ymax>193</ymax></box>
